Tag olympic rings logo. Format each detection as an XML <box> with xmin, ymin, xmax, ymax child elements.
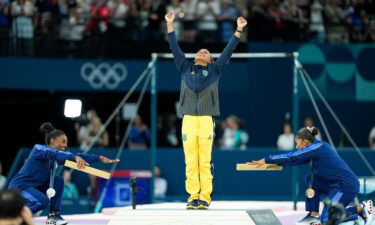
<box><xmin>81</xmin><ymin>62</ymin><xmax>128</xmax><ymax>89</ymax></box>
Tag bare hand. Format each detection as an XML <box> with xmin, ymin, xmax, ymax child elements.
<box><xmin>75</xmin><ymin>156</ymin><xmax>88</xmax><ymax>169</ymax></box>
<box><xmin>21</xmin><ymin>206</ymin><xmax>35</xmax><ymax>225</ymax></box>
<box><xmin>165</xmin><ymin>12</ymin><xmax>175</xmax><ymax>23</ymax></box>
<box><xmin>247</xmin><ymin>159</ymin><xmax>265</xmax><ymax>165</ymax></box>
<box><xmin>100</xmin><ymin>156</ymin><xmax>120</xmax><ymax>164</ymax></box>
<box><xmin>237</xmin><ymin>16</ymin><xmax>247</xmax><ymax>30</ymax></box>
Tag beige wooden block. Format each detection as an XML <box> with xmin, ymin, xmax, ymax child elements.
<box><xmin>64</xmin><ymin>160</ymin><xmax>111</xmax><ymax>179</ymax></box>
<box><xmin>236</xmin><ymin>164</ymin><xmax>283</xmax><ymax>171</ymax></box>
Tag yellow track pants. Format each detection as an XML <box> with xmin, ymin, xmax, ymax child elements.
<box><xmin>182</xmin><ymin>115</ymin><xmax>214</xmax><ymax>204</ymax></box>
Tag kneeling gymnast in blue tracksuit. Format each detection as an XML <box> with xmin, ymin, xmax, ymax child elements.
<box><xmin>250</xmin><ymin>127</ymin><xmax>373</xmax><ymax>225</ymax></box>
<box><xmin>8</xmin><ymin>122</ymin><xmax>119</xmax><ymax>225</ymax></box>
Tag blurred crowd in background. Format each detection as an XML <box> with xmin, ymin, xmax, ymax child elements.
<box><xmin>0</xmin><ymin>0</ymin><xmax>374</xmax><ymax>57</ymax></box>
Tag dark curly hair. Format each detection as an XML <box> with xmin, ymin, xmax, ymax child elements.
<box><xmin>39</xmin><ymin>122</ymin><xmax>65</xmax><ymax>145</ymax></box>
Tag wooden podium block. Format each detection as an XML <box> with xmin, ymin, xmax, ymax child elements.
<box><xmin>64</xmin><ymin>160</ymin><xmax>111</xmax><ymax>179</ymax></box>
<box><xmin>236</xmin><ymin>163</ymin><xmax>283</xmax><ymax>171</ymax></box>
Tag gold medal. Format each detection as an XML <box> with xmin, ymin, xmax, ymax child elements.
<box><xmin>305</xmin><ymin>188</ymin><xmax>315</xmax><ymax>198</ymax></box>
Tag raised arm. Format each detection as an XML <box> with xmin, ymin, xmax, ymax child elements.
<box><xmin>165</xmin><ymin>12</ymin><xmax>189</xmax><ymax>72</ymax></box>
<box><xmin>215</xmin><ymin>17</ymin><xmax>247</xmax><ymax>67</ymax></box>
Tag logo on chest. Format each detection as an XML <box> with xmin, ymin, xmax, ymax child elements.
<box><xmin>202</xmin><ymin>70</ymin><xmax>208</xmax><ymax>76</ymax></box>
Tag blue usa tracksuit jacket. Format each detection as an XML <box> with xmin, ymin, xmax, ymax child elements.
<box><xmin>9</xmin><ymin>144</ymin><xmax>100</xmax><ymax>213</ymax></box>
<box><xmin>265</xmin><ymin>140</ymin><xmax>360</xmax><ymax>222</ymax></box>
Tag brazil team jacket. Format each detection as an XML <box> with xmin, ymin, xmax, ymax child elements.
<box><xmin>265</xmin><ymin>140</ymin><xmax>359</xmax><ymax>192</ymax></box>
<box><xmin>9</xmin><ymin>144</ymin><xmax>100</xmax><ymax>190</ymax></box>
<box><xmin>167</xmin><ymin>31</ymin><xmax>240</xmax><ymax>116</ymax></box>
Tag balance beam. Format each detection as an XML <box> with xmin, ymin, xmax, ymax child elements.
<box><xmin>236</xmin><ymin>163</ymin><xmax>283</xmax><ymax>171</ymax></box>
<box><xmin>64</xmin><ymin>160</ymin><xmax>111</xmax><ymax>179</ymax></box>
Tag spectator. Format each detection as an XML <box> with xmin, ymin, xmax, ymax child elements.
<box><xmin>62</xmin><ymin>170</ymin><xmax>79</xmax><ymax>199</ymax></box>
<box><xmin>158</xmin><ymin>113</ymin><xmax>181</xmax><ymax>147</ymax></box>
<box><xmin>277</xmin><ymin>123</ymin><xmax>294</xmax><ymax>151</ymax></box>
<box><xmin>268</xmin><ymin>0</ymin><xmax>288</xmax><ymax>41</ymax></box>
<box><xmin>165</xmin><ymin>113</ymin><xmax>180</xmax><ymax>147</ymax></box>
<box><xmin>0</xmin><ymin>162</ymin><xmax>6</xmax><ymax>190</ymax></box>
<box><xmin>76</xmin><ymin>0</ymin><xmax>90</xmax><ymax>21</ymax></box>
<box><xmin>57</xmin><ymin>0</ymin><xmax>69</xmax><ymax>24</ymax></box>
<box><xmin>351</xmin><ymin>9</ymin><xmax>372</xmax><ymax>42</ymax></box>
<box><xmin>154</xmin><ymin>166</ymin><xmax>167</xmax><ymax>199</ymax></box>
<box><xmin>324</xmin><ymin>0</ymin><xmax>348</xmax><ymax>43</ymax></box>
<box><xmin>196</xmin><ymin>0</ymin><xmax>220</xmax><ymax>42</ymax></box>
<box><xmin>369</xmin><ymin>126</ymin><xmax>375</xmax><ymax>150</ymax></box>
<box><xmin>147</xmin><ymin>0</ymin><xmax>165</xmax><ymax>42</ymax></box>
<box><xmin>0</xmin><ymin>189</ymin><xmax>35</xmax><ymax>225</ymax></box>
<box><xmin>309</xmin><ymin>0</ymin><xmax>325</xmax><ymax>42</ymax></box>
<box><xmin>221</xmin><ymin>115</ymin><xmax>249</xmax><ymax>150</ymax></box>
<box><xmin>86</xmin><ymin>0</ymin><xmax>110</xmax><ymax>34</ymax></box>
<box><xmin>10</xmin><ymin>0</ymin><xmax>34</xmax><ymax>56</ymax></box>
<box><xmin>60</xmin><ymin>7</ymin><xmax>86</xmax><ymax>43</ymax></box>
<box><xmin>34</xmin><ymin>0</ymin><xmax>57</xmax><ymax>35</ymax></box>
<box><xmin>282</xmin><ymin>0</ymin><xmax>308</xmax><ymax>41</ymax></box>
<box><xmin>77</xmin><ymin>109</ymin><xmax>110</xmax><ymax>150</ymax></box>
<box><xmin>180</xmin><ymin>0</ymin><xmax>197</xmax><ymax>42</ymax></box>
<box><xmin>138</xmin><ymin>0</ymin><xmax>150</xmax><ymax>42</ymax></box>
<box><xmin>128</xmin><ymin>114</ymin><xmax>150</xmax><ymax>149</ymax></box>
<box><xmin>345</xmin><ymin>4</ymin><xmax>369</xmax><ymax>42</ymax></box>
<box><xmin>218</xmin><ymin>0</ymin><xmax>239</xmax><ymax>42</ymax></box>
<box><xmin>0</xmin><ymin>0</ymin><xmax>9</xmax><ymax>55</ymax></box>
<box><xmin>108</xmin><ymin>0</ymin><xmax>128</xmax><ymax>30</ymax></box>
<box><xmin>303</xmin><ymin>116</ymin><xmax>322</xmax><ymax>140</ymax></box>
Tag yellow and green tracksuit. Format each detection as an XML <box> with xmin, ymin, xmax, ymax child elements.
<box><xmin>167</xmin><ymin>31</ymin><xmax>240</xmax><ymax>204</ymax></box>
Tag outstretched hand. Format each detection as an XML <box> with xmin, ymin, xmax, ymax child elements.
<box><xmin>237</xmin><ymin>16</ymin><xmax>247</xmax><ymax>29</ymax></box>
<box><xmin>100</xmin><ymin>156</ymin><xmax>120</xmax><ymax>164</ymax></box>
<box><xmin>165</xmin><ymin>12</ymin><xmax>175</xmax><ymax>23</ymax></box>
<box><xmin>75</xmin><ymin>156</ymin><xmax>89</xmax><ymax>169</ymax></box>
<box><xmin>247</xmin><ymin>159</ymin><xmax>265</xmax><ymax>165</ymax></box>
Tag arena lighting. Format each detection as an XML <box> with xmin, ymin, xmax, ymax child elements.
<box><xmin>64</xmin><ymin>99</ymin><xmax>82</xmax><ymax>118</ymax></box>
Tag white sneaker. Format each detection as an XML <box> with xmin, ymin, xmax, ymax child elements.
<box><xmin>295</xmin><ymin>214</ymin><xmax>321</xmax><ymax>225</ymax></box>
<box><xmin>362</xmin><ymin>200</ymin><xmax>373</xmax><ymax>225</ymax></box>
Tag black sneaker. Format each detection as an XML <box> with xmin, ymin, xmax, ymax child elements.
<box><xmin>46</xmin><ymin>211</ymin><xmax>68</xmax><ymax>225</ymax></box>
<box><xmin>186</xmin><ymin>200</ymin><xmax>199</xmax><ymax>209</ymax></box>
<box><xmin>198</xmin><ymin>200</ymin><xmax>210</xmax><ymax>209</ymax></box>
<box><xmin>295</xmin><ymin>213</ymin><xmax>321</xmax><ymax>225</ymax></box>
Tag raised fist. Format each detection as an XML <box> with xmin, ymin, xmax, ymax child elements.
<box><xmin>165</xmin><ymin>12</ymin><xmax>175</xmax><ymax>23</ymax></box>
<box><xmin>237</xmin><ymin>17</ymin><xmax>247</xmax><ymax>29</ymax></box>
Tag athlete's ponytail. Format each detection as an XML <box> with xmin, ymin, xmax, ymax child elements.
<box><xmin>40</xmin><ymin>122</ymin><xmax>65</xmax><ymax>145</ymax></box>
<box><xmin>296</xmin><ymin>127</ymin><xmax>319</xmax><ymax>143</ymax></box>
